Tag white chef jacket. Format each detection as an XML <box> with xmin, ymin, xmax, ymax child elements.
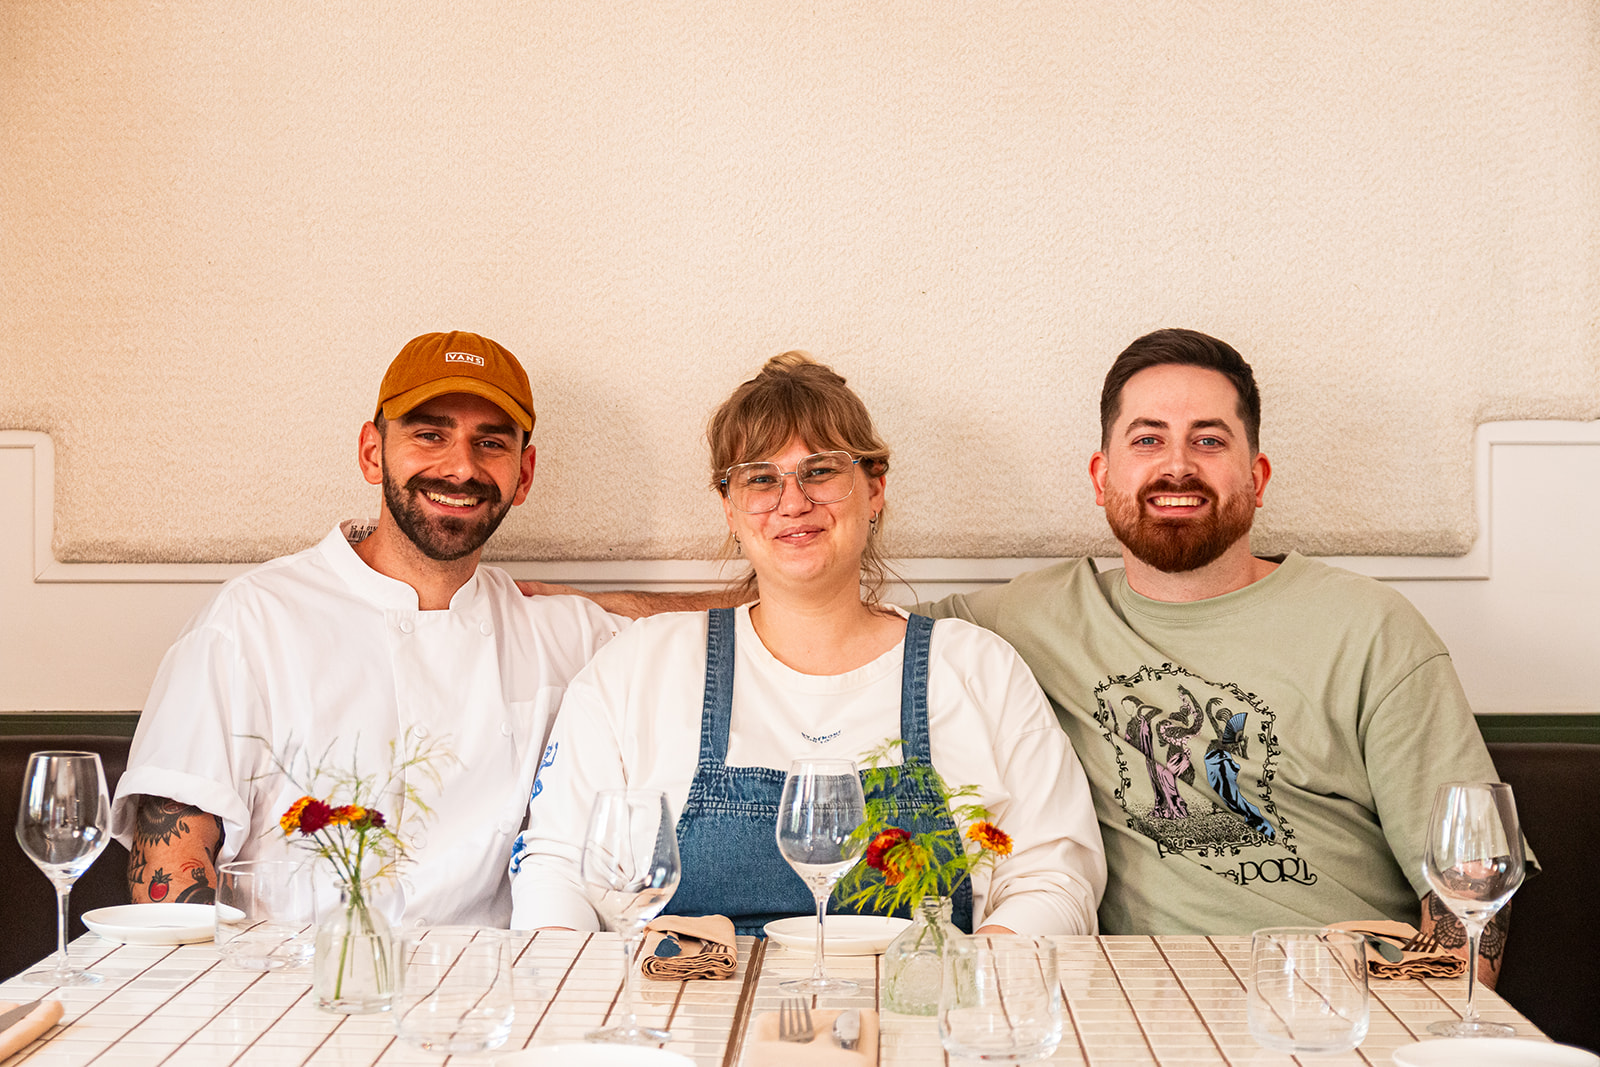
<box><xmin>112</xmin><ymin>521</ymin><xmax>624</xmax><ymax>928</ymax></box>
<box><xmin>510</xmin><ymin>605</ymin><xmax>1107</xmax><ymax>934</ymax></box>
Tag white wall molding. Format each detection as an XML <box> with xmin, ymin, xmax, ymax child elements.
<box><xmin>4</xmin><ymin>423</ymin><xmax>1598</xmax><ymax>713</ymax></box>
<box><xmin>19</xmin><ymin>420</ymin><xmax>1591</xmax><ymax>585</ymax></box>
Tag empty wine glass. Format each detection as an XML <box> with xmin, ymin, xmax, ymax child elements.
<box><xmin>1423</xmin><ymin>781</ymin><xmax>1525</xmax><ymax>1038</ymax></box>
<box><xmin>581</xmin><ymin>790</ymin><xmax>681</xmax><ymax>1044</ymax></box>
<box><xmin>775</xmin><ymin>758</ymin><xmax>867</xmax><ymax>995</ymax></box>
<box><xmin>15</xmin><ymin>750</ymin><xmax>113</xmax><ymax>986</ymax></box>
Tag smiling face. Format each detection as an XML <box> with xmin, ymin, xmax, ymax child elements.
<box><xmin>1090</xmin><ymin>364</ymin><xmax>1270</xmax><ymax>574</ymax></box>
<box><xmin>722</xmin><ymin>435</ymin><xmax>885</xmax><ymax>597</ymax></box>
<box><xmin>361</xmin><ymin>392</ymin><xmax>535</xmax><ymax>563</ymax></box>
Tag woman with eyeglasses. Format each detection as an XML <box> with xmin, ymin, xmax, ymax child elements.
<box><xmin>509</xmin><ymin>352</ymin><xmax>1106</xmax><ymax>935</ymax></box>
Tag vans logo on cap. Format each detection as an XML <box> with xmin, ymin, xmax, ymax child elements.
<box><xmin>444</xmin><ymin>351</ymin><xmax>485</xmax><ymax>366</ymax></box>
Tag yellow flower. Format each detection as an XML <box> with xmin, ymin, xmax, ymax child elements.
<box><xmin>279</xmin><ymin>795</ymin><xmax>315</xmax><ymax>834</ymax></box>
<box><xmin>966</xmin><ymin>821</ymin><xmax>1013</xmax><ymax>856</ymax></box>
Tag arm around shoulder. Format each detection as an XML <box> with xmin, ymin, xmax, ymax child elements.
<box><xmin>516</xmin><ymin>581</ymin><xmax>747</xmax><ymax>620</ymax></box>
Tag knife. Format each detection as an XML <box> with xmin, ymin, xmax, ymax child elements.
<box><xmin>0</xmin><ymin>999</ymin><xmax>42</xmax><ymax>1032</ymax></box>
<box><xmin>831</xmin><ymin>1007</ymin><xmax>861</xmax><ymax>1051</ymax></box>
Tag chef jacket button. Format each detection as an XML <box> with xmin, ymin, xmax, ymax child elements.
<box><xmin>413</xmin><ymin>725</ymin><xmax>429</xmax><ymax>739</ymax></box>
<box><xmin>480</xmin><ymin>620</ymin><xmax>494</xmax><ymax>636</ymax></box>
<box><xmin>413</xmin><ymin>918</ymin><xmax>426</xmax><ymax>929</ymax></box>
<box><xmin>499</xmin><ymin>721</ymin><xmax>514</xmax><ymax>737</ymax></box>
<box><xmin>398</xmin><ymin>619</ymin><xmax>414</xmax><ymax>634</ymax></box>
<box><xmin>496</xmin><ymin>820</ymin><xmax>515</xmax><ymax>835</ymax></box>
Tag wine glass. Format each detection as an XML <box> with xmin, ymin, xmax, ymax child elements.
<box><xmin>775</xmin><ymin>758</ymin><xmax>867</xmax><ymax>995</ymax></box>
<box><xmin>580</xmin><ymin>790</ymin><xmax>681</xmax><ymax>1044</ymax></box>
<box><xmin>1422</xmin><ymin>781</ymin><xmax>1525</xmax><ymax>1038</ymax></box>
<box><xmin>14</xmin><ymin>750</ymin><xmax>113</xmax><ymax>986</ymax></box>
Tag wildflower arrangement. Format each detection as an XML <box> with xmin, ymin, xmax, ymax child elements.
<box><xmin>835</xmin><ymin>739</ymin><xmax>1014</xmax><ymax>916</ymax></box>
<box><xmin>256</xmin><ymin>731</ymin><xmax>452</xmax><ymax>1008</ymax></box>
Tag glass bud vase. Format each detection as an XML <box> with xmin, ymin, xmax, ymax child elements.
<box><xmin>314</xmin><ymin>881</ymin><xmax>399</xmax><ymax>1014</ymax></box>
<box><xmin>882</xmin><ymin>896</ymin><xmax>962</xmax><ymax>1015</ymax></box>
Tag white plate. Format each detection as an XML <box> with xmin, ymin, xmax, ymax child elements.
<box><xmin>494</xmin><ymin>1047</ymin><xmax>695</xmax><ymax>1067</ymax></box>
<box><xmin>763</xmin><ymin>914</ymin><xmax>911</xmax><ymax>955</ymax></box>
<box><xmin>82</xmin><ymin>903</ymin><xmax>216</xmax><ymax>945</ymax></box>
<box><xmin>1393</xmin><ymin>1038</ymin><xmax>1600</xmax><ymax>1066</ymax></box>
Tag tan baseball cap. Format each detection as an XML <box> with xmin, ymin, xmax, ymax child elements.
<box><xmin>376</xmin><ymin>331</ymin><xmax>536</xmax><ymax>434</ymax></box>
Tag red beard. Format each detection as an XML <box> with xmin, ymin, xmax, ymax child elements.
<box><xmin>1104</xmin><ymin>475</ymin><xmax>1255</xmax><ymax>573</ymax></box>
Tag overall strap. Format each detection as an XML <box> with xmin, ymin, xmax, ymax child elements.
<box><xmin>696</xmin><ymin>608</ymin><xmax>737</xmax><ymax>771</ymax></box>
<box><xmin>898</xmin><ymin>613</ymin><xmax>936</xmax><ymax>762</ymax></box>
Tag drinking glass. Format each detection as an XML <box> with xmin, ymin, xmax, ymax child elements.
<box><xmin>775</xmin><ymin>758</ymin><xmax>867</xmax><ymax>995</ymax></box>
<box><xmin>581</xmin><ymin>790</ymin><xmax>681</xmax><ymax>1044</ymax></box>
<box><xmin>215</xmin><ymin>860</ymin><xmax>317</xmax><ymax>970</ymax></box>
<box><xmin>939</xmin><ymin>936</ymin><xmax>1063</xmax><ymax>1062</ymax></box>
<box><xmin>395</xmin><ymin>928</ymin><xmax>514</xmax><ymax>1053</ymax></box>
<box><xmin>1423</xmin><ymin>781</ymin><xmax>1525</xmax><ymax>1038</ymax></box>
<box><xmin>14</xmin><ymin>750</ymin><xmax>112</xmax><ymax>986</ymax></box>
<box><xmin>1248</xmin><ymin>927</ymin><xmax>1369</xmax><ymax>1053</ymax></box>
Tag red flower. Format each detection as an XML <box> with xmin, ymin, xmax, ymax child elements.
<box><xmin>865</xmin><ymin>828</ymin><xmax>912</xmax><ymax>873</ymax></box>
<box><xmin>297</xmin><ymin>800</ymin><xmax>333</xmax><ymax>835</ymax></box>
<box><xmin>365</xmin><ymin>810</ymin><xmax>386</xmax><ymax>829</ymax></box>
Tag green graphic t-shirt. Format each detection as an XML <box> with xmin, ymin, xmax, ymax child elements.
<box><xmin>921</xmin><ymin>553</ymin><xmax>1506</xmax><ymax>935</ymax></box>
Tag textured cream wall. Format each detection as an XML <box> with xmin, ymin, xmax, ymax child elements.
<box><xmin>2</xmin><ymin>1</ymin><xmax>1597</xmax><ymax>564</ymax></box>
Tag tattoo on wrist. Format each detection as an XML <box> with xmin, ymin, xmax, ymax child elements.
<box><xmin>1426</xmin><ymin>894</ymin><xmax>1509</xmax><ymax>964</ymax></box>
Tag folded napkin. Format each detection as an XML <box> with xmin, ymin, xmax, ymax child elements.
<box><xmin>0</xmin><ymin>1000</ymin><xmax>64</xmax><ymax>1059</ymax></box>
<box><xmin>745</xmin><ymin>1008</ymin><xmax>878</xmax><ymax>1065</ymax></box>
<box><xmin>640</xmin><ymin>915</ymin><xmax>738</xmax><ymax>981</ymax></box>
<box><xmin>1329</xmin><ymin>920</ymin><xmax>1466</xmax><ymax>980</ymax></box>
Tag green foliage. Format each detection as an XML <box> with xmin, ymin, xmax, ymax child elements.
<box><xmin>834</xmin><ymin>739</ymin><xmax>1009</xmax><ymax>917</ymax></box>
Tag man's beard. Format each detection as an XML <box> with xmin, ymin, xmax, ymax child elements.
<box><xmin>382</xmin><ymin>463</ymin><xmax>512</xmax><ymax>563</ymax></box>
<box><xmin>1104</xmin><ymin>475</ymin><xmax>1255</xmax><ymax>574</ymax></box>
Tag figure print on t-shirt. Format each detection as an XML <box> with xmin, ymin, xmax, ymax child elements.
<box><xmin>1094</xmin><ymin>664</ymin><xmax>1307</xmax><ymax>888</ymax></box>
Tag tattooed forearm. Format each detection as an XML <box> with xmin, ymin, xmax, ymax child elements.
<box><xmin>134</xmin><ymin>796</ymin><xmax>217</xmax><ymax>848</ymax></box>
<box><xmin>128</xmin><ymin>795</ymin><xmax>224</xmax><ymax>904</ymax></box>
<box><xmin>1421</xmin><ymin>893</ymin><xmax>1511</xmax><ymax>989</ymax></box>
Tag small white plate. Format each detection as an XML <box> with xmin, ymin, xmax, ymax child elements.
<box><xmin>763</xmin><ymin>914</ymin><xmax>911</xmax><ymax>955</ymax></box>
<box><xmin>82</xmin><ymin>903</ymin><xmax>216</xmax><ymax>945</ymax></box>
<box><xmin>1393</xmin><ymin>1038</ymin><xmax>1600</xmax><ymax>1066</ymax></box>
<box><xmin>494</xmin><ymin>1046</ymin><xmax>695</xmax><ymax>1066</ymax></box>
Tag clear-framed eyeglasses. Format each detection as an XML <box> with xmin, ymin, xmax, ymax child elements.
<box><xmin>721</xmin><ymin>451</ymin><xmax>861</xmax><ymax>514</ymax></box>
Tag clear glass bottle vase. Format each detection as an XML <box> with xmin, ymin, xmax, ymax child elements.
<box><xmin>882</xmin><ymin>896</ymin><xmax>962</xmax><ymax>1016</ymax></box>
<box><xmin>314</xmin><ymin>880</ymin><xmax>398</xmax><ymax>1014</ymax></box>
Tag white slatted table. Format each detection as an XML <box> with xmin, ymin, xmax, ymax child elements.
<box><xmin>750</xmin><ymin>934</ymin><xmax>1547</xmax><ymax>1066</ymax></box>
<box><xmin>1</xmin><ymin>933</ymin><xmax>1548</xmax><ymax>1066</ymax></box>
<box><xmin>0</xmin><ymin>931</ymin><xmax>755</xmax><ymax>1066</ymax></box>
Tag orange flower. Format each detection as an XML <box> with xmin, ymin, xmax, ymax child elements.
<box><xmin>882</xmin><ymin>842</ymin><xmax>927</xmax><ymax>886</ymax></box>
<box><xmin>966</xmin><ymin>821</ymin><xmax>1012</xmax><ymax>856</ymax></box>
<box><xmin>279</xmin><ymin>796</ymin><xmax>315</xmax><ymax>834</ymax></box>
<box><xmin>329</xmin><ymin>805</ymin><xmax>366</xmax><ymax>827</ymax></box>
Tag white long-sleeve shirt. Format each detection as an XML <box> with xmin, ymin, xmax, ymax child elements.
<box><xmin>510</xmin><ymin>604</ymin><xmax>1106</xmax><ymax>934</ymax></box>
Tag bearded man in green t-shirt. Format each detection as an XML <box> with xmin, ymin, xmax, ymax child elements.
<box><xmin>917</xmin><ymin>327</ymin><xmax>1520</xmax><ymax>987</ymax></box>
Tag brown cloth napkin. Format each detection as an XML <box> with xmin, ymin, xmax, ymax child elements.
<box><xmin>1329</xmin><ymin>920</ymin><xmax>1467</xmax><ymax>979</ymax></box>
<box><xmin>640</xmin><ymin>915</ymin><xmax>738</xmax><ymax>981</ymax></box>
<box><xmin>745</xmin><ymin>1008</ymin><xmax>879</xmax><ymax>1065</ymax></box>
<box><xmin>0</xmin><ymin>1000</ymin><xmax>64</xmax><ymax>1059</ymax></box>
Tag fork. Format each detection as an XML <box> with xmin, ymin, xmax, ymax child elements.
<box><xmin>778</xmin><ymin>997</ymin><xmax>814</xmax><ymax>1043</ymax></box>
<box><xmin>1401</xmin><ymin>928</ymin><xmax>1442</xmax><ymax>953</ymax></box>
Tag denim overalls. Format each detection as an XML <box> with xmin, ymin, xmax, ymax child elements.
<box><xmin>663</xmin><ymin>608</ymin><xmax>975</xmax><ymax>936</ymax></box>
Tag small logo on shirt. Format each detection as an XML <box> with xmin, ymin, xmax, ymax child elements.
<box><xmin>445</xmin><ymin>351</ymin><xmax>486</xmax><ymax>366</ymax></box>
<box><xmin>801</xmin><ymin>729</ymin><xmax>841</xmax><ymax>744</ymax></box>
<box><xmin>531</xmin><ymin>742</ymin><xmax>559</xmax><ymax>800</ymax></box>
